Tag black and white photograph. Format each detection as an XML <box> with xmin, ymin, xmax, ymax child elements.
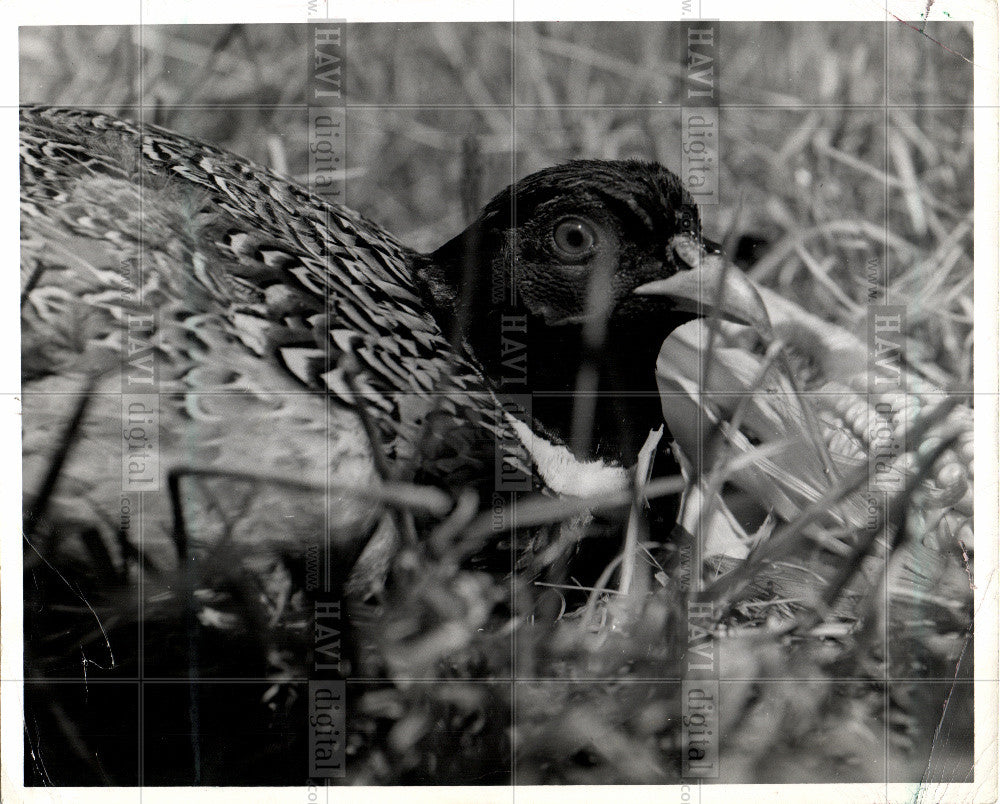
<box><xmin>3</xmin><ymin>1</ymin><xmax>997</xmax><ymax>800</ymax></box>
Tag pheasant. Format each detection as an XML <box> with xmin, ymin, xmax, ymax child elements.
<box><xmin>20</xmin><ymin>105</ymin><xmax>737</xmax><ymax>578</ymax></box>
<box><xmin>21</xmin><ymin>108</ymin><xmax>973</xmax><ymax>787</ymax></box>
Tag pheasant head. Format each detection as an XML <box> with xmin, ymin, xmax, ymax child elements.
<box><xmin>414</xmin><ymin>159</ymin><xmax>718</xmax><ymax>479</ymax></box>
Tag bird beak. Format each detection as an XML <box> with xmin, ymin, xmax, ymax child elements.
<box><xmin>634</xmin><ymin>235</ymin><xmax>773</xmax><ymax>336</ymax></box>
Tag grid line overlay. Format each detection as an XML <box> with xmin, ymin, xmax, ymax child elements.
<box><xmin>15</xmin><ymin>16</ymin><xmax>981</xmax><ymax>791</ymax></box>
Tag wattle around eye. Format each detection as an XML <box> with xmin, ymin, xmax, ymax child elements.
<box><xmin>552</xmin><ymin>217</ymin><xmax>598</xmax><ymax>260</ymax></box>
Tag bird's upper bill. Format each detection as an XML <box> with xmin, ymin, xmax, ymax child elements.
<box><xmin>635</xmin><ymin>235</ymin><xmax>773</xmax><ymax>335</ymax></box>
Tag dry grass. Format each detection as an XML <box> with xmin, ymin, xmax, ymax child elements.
<box><xmin>19</xmin><ymin>21</ymin><xmax>974</xmax><ymax>785</ymax></box>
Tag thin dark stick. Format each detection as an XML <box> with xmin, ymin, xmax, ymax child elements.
<box><xmin>23</xmin><ymin>373</ymin><xmax>101</xmax><ymax>539</ymax></box>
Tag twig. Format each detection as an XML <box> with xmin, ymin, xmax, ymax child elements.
<box><xmin>23</xmin><ymin>373</ymin><xmax>102</xmax><ymax>539</ymax></box>
<box><xmin>166</xmin><ymin>465</ymin><xmax>453</xmax><ymax>560</ymax></box>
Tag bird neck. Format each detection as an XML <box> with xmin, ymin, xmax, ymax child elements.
<box><xmin>413</xmin><ymin>234</ymin><xmax>683</xmax><ymax>469</ymax></box>
<box><xmin>488</xmin><ymin>311</ymin><xmax>677</xmax><ymax>467</ymax></box>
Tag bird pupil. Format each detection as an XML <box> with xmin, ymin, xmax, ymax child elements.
<box><xmin>566</xmin><ymin>228</ymin><xmax>584</xmax><ymax>247</ymax></box>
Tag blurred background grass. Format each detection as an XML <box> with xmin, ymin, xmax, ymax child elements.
<box><xmin>20</xmin><ymin>22</ymin><xmax>974</xmax><ymax>397</ymax></box>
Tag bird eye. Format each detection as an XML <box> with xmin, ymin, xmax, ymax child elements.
<box><xmin>552</xmin><ymin>217</ymin><xmax>598</xmax><ymax>259</ymax></box>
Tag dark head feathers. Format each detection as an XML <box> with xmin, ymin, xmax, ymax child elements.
<box><xmin>416</xmin><ymin>159</ymin><xmax>703</xmax><ymax>327</ymax></box>
<box><xmin>414</xmin><ymin>158</ymin><xmax>707</xmax><ymax>466</ymax></box>
<box><xmin>477</xmin><ymin>159</ymin><xmax>702</xmax><ymax>241</ymax></box>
